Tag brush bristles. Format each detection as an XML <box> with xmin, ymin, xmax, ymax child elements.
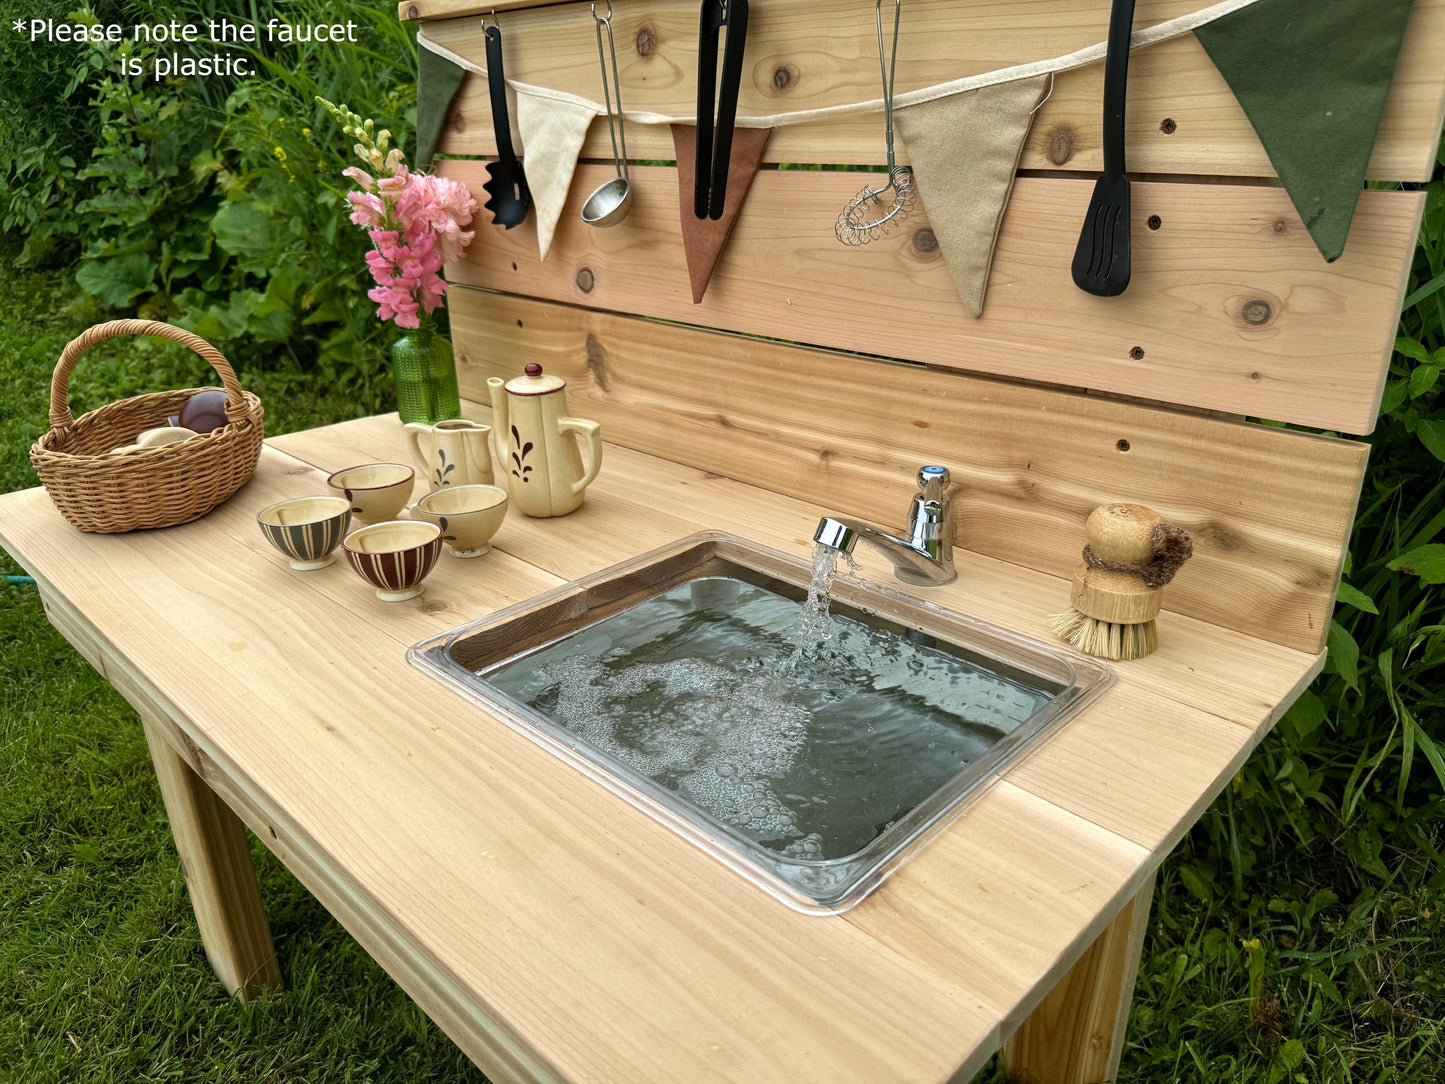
<box><xmin>1049</xmin><ymin>607</ymin><xmax>1158</xmax><ymax>660</ymax></box>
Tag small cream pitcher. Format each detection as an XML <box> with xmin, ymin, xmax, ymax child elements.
<box><xmin>488</xmin><ymin>364</ymin><xmax>602</xmax><ymax>517</ymax></box>
<box><xmin>404</xmin><ymin>419</ymin><xmax>495</xmax><ymax>492</ymax></box>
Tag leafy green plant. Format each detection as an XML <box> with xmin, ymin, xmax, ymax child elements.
<box><xmin>6</xmin><ymin>1</ymin><xmax>422</xmax><ymax>408</ymax></box>
<box><xmin>72</xmin><ymin>59</ymin><xmax>224</xmax><ymax>308</ymax></box>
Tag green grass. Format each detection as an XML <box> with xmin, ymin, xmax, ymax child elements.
<box><xmin>1</xmin><ymin>258</ymin><xmax>1441</xmax><ymax>1083</ymax></box>
<box><xmin>0</xmin><ymin>268</ymin><xmax>486</xmax><ymax>1082</ymax></box>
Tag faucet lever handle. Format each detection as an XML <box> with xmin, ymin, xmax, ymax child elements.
<box><xmin>917</xmin><ymin>465</ymin><xmax>950</xmax><ymax>500</ymax></box>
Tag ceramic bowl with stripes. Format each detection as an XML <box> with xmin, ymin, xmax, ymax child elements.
<box><xmin>326</xmin><ymin>462</ymin><xmax>415</xmax><ymax>525</ymax></box>
<box><xmin>342</xmin><ymin>520</ymin><xmax>444</xmax><ymax>602</ymax></box>
<box><xmin>257</xmin><ymin>496</ymin><xmax>353</xmax><ymax>571</ymax></box>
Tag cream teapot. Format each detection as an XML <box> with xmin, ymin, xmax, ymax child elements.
<box><xmin>488</xmin><ymin>364</ymin><xmax>602</xmax><ymax>517</ymax></box>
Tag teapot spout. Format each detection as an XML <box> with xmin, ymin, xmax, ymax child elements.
<box><xmin>487</xmin><ymin>377</ymin><xmax>508</xmax><ymax>452</ymax></box>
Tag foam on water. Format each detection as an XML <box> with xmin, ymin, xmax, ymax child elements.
<box><xmin>537</xmin><ymin>653</ymin><xmax>817</xmax><ymax>848</ymax></box>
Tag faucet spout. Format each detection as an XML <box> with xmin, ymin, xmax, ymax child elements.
<box><xmin>812</xmin><ymin>466</ymin><xmax>956</xmax><ymax>587</ymax></box>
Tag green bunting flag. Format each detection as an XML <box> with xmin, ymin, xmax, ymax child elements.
<box><xmin>415</xmin><ymin>46</ymin><xmax>468</xmax><ymax>170</ymax></box>
<box><xmin>1195</xmin><ymin>0</ymin><xmax>1415</xmax><ymax>262</ymax></box>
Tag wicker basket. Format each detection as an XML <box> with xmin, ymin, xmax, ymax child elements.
<box><xmin>29</xmin><ymin>320</ymin><xmax>265</xmax><ymax>533</ymax></box>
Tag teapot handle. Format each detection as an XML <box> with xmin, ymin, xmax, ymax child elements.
<box><xmin>558</xmin><ymin>417</ymin><xmax>602</xmax><ymax>496</ymax></box>
<box><xmin>402</xmin><ymin>423</ymin><xmax>431</xmax><ymax>475</ymax></box>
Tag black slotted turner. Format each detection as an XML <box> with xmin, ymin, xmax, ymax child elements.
<box><xmin>1071</xmin><ymin>0</ymin><xmax>1137</xmax><ymax>296</ymax></box>
<box><xmin>482</xmin><ymin>22</ymin><xmax>530</xmax><ymax>229</ymax></box>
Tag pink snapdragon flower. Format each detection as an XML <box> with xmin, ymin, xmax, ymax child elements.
<box><xmin>331</xmin><ymin>117</ymin><xmax>478</xmax><ymax>329</ymax></box>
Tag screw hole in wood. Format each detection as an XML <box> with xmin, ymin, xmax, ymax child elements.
<box><xmin>1116</xmin><ymin>439</ymin><xmax>1131</xmax><ymax>452</ymax></box>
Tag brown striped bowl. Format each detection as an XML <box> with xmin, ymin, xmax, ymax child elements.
<box><xmin>342</xmin><ymin>520</ymin><xmax>443</xmax><ymax>602</ymax></box>
<box><xmin>257</xmin><ymin>495</ymin><xmax>353</xmax><ymax>571</ymax></box>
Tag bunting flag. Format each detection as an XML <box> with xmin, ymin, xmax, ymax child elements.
<box><xmin>1194</xmin><ymin>0</ymin><xmax>1415</xmax><ymax>261</ymax></box>
<box><xmin>413</xmin><ymin>0</ymin><xmax>1412</xmax><ymax>285</ymax></box>
<box><xmin>670</xmin><ymin>125</ymin><xmax>774</xmax><ymax>304</ymax></box>
<box><xmin>894</xmin><ymin>74</ymin><xmax>1051</xmax><ymax>318</ymax></box>
<box><xmin>515</xmin><ymin>90</ymin><xmax>599</xmax><ymax>260</ymax></box>
<box><xmin>415</xmin><ymin>47</ymin><xmax>468</xmax><ymax>170</ymax></box>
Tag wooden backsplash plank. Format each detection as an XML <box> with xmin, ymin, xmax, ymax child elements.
<box><xmin>442</xmin><ymin>160</ymin><xmax>1421</xmax><ymax>435</ymax></box>
<box><xmin>424</xmin><ymin>0</ymin><xmax>1445</xmax><ymax>182</ymax></box>
<box><xmin>449</xmin><ymin>289</ymin><xmax>1367</xmax><ymax>654</ymax></box>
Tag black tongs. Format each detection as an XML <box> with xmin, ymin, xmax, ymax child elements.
<box><xmin>694</xmin><ymin>0</ymin><xmax>749</xmax><ymax>220</ymax></box>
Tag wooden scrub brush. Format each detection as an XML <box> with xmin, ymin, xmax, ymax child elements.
<box><xmin>1049</xmin><ymin>503</ymin><xmax>1193</xmax><ymax>660</ymax></box>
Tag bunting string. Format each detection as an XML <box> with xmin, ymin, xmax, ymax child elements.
<box><xmin>416</xmin><ymin>0</ymin><xmax>1265</xmax><ymax>130</ymax></box>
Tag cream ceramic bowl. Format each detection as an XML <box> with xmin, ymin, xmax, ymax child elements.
<box><xmin>256</xmin><ymin>495</ymin><xmax>353</xmax><ymax>570</ymax></box>
<box><xmin>411</xmin><ymin>484</ymin><xmax>508</xmax><ymax>558</ymax></box>
<box><xmin>342</xmin><ymin>520</ymin><xmax>443</xmax><ymax>602</ymax></box>
<box><xmin>326</xmin><ymin>462</ymin><xmax>415</xmax><ymax>524</ymax></box>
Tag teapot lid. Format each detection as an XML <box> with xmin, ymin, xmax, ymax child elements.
<box><xmin>504</xmin><ymin>362</ymin><xmax>566</xmax><ymax>396</ymax></box>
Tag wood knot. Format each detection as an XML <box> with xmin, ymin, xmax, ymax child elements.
<box><xmin>772</xmin><ymin>64</ymin><xmax>797</xmax><ymax>91</ymax></box>
<box><xmin>422</xmin><ymin>601</ymin><xmax>448</xmax><ymax>613</ymax></box>
<box><xmin>285</xmin><ymin>466</ymin><xmax>310</xmax><ymax>475</ymax></box>
<box><xmin>911</xmin><ymin>227</ymin><xmax>939</xmax><ymax>254</ymax></box>
<box><xmin>585</xmin><ymin>333</ymin><xmax>611</xmax><ymax>392</ymax></box>
<box><xmin>636</xmin><ymin>25</ymin><xmax>656</xmax><ymax>56</ymax></box>
<box><xmin>1047</xmin><ymin>126</ymin><xmax>1075</xmax><ymax>165</ymax></box>
<box><xmin>447</xmin><ymin>107</ymin><xmax>465</xmax><ymax>133</ymax></box>
<box><xmin>1241</xmin><ymin>299</ymin><xmax>1273</xmax><ymax>325</ymax></box>
<box><xmin>1129</xmin><ymin>346</ymin><xmax>1146</xmax><ymax>360</ymax></box>
<box><xmin>576</xmin><ymin>267</ymin><xmax>595</xmax><ymax>293</ymax></box>
<box><xmin>407</xmin><ymin>4</ymin><xmax>419</xmax><ymax>18</ymax></box>
<box><xmin>1273</xmin><ymin>219</ymin><xmax>1289</xmax><ymax>234</ymax></box>
<box><xmin>1159</xmin><ymin>118</ymin><xmax>1177</xmax><ymax>135</ymax></box>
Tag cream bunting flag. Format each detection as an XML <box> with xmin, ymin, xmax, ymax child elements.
<box><xmin>514</xmin><ymin>90</ymin><xmax>599</xmax><ymax>260</ymax></box>
<box><xmin>894</xmin><ymin>74</ymin><xmax>1050</xmax><ymax>318</ymax></box>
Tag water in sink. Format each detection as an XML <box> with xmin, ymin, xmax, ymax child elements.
<box><xmin>484</xmin><ymin>571</ymin><xmax>1052</xmax><ymax>863</ymax></box>
<box><xmin>411</xmin><ymin>533</ymin><xmax>1112</xmax><ymax>911</ymax></box>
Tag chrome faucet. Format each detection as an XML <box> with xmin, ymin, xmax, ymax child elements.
<box><xmin>813</xmin><ymin>466</ymin><xmax>956</xmax><ymax>587</ymax></box>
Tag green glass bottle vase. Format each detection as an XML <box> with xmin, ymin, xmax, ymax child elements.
<box><xmin>390</xmin><ymin>325</ymin><xmax>461</xmax><ymax>425</ymax></box>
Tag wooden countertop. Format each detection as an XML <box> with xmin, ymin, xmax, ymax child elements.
<box><xmin>0</xmin><ymin>405</ymin><xmax>1321</xmax><ymax>1083</ymax></box>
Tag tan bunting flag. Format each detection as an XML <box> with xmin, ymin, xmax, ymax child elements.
<box><xmin>670</xmin><ymin>125</ymin><xmax>774</xmax><ymax>304</ymax></box>
<box><xmin>893</xmin><ymin>74</ymin><xmax>1050</xmax><ymax>318</ymax></box>
<box><xmin>515</xmin><ymin>89</ymin><xmax>599</xmax><ymax>261</ymax></box>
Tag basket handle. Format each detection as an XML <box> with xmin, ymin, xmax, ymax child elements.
<box><xmin>48</xmin><ymin>319</ymin><xmax>250</xmax><ymax>431</ymax></box>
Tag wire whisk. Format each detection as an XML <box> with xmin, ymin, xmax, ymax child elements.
<box><xmin>836</xmin><ymin>0</ymin><xmax>914</xmax><ymax>245</ymax></box>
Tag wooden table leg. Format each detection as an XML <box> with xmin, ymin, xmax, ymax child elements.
<box><xmin>1003</xmin><ymin>869</ymin><xmax>1156</xmax><ymax>1084</ymax></box>
<box><xmin>141</xmin><ymin>718</ymin><xmax>284</xmax><ymax>999</ymax></box>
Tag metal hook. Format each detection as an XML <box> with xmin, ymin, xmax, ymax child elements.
<box><xmin>1029</xmin><ymin>71</ymin><xmax>1056</xmax><ymax>116</ymax></box>
<box><xmin>482</xmin><ymin>7</ymin><xmax>499</xmax><ymax>31</ymax></box>
<box><xmin>590</xmin><ymin>1</ymin><xmax>613</xmax><ymax>19</ymax></box>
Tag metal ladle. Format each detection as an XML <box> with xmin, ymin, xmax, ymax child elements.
<box><xmin>581</xmin><ymin>2</ymin><xmax>632</xmax><ymax>227</ymax></box>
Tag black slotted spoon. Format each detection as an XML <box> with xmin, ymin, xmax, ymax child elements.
<box><xmin>482</xmin><ymin>22</ymin><xmax>530</xmax><ymax>229</ymax></box>
<box><xmin>1071</xmin><ymin>0</ymin><xmax>1137</xmax><ymax>296</ymax></box>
